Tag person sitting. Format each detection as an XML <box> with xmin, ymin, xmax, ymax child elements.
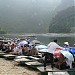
<box><xmin>10</xmin><ymin>45</ymin><xmax>22</xmax><ymax>55</ymax></box>
<box><xmin>53</xmin><ymin>54</ymin><xmax>66</xmax><ymax>69</ymax></box>
<box><xmin>22</xmin><ymin>44</ymin><xmax>30</xmax><ymax>55</ymax></box>
<box><xmin>30</xmin><ymin>46</ymin><xmax>38</xmax><ymax>56</ymax></box>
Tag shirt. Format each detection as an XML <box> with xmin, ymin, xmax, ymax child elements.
<box><xmin>47</xmin><ymin>42</ymin><xmax>62</xmax><ymax>53</ymax></box>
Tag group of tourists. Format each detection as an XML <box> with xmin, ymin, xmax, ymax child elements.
<box><xmin>0</xmin><ymin>38</ymin><xmax>75</xmax><ymax>70</ymax></box>
<box><xmin>43</xmin><ymin>40</ymin><xmax>75</xmax><ymax>70</ymax></box>
<box><xmin>0</xmin><ymin>39</ymin><xmax>38</xmax><ymax>56</ymax></box>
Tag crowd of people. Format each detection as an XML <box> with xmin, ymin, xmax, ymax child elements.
<box><xmin>0</xmin><ymin>39</ymin><xmax>39</xmax><ymax>56</ymax></box>
<box><xmin>0</xmin><ymin>38</ymin><xmax>75</xmax><ymax>70</ymax></box>
<box><xmin>40</xmin><ymin>39</ymin><xmax>75</xmax><ymax>70</ymax></box>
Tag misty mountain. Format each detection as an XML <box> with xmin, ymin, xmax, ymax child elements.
<box><xmin>0</xmin><ymin>0</ymin><xmax>60</xmax><ymax>33</ymax></box>
<box><xmin>55</xmin><ymin>0</ymin><xmax>74</xmax><ymax>12</ymax></box>
<box><xmin>49</xmin><ymin>6</ymin><xmax>75</xmax><ymax>33</ymax></box>
<box><xmin>51</xmin><ymin>0</ymin><xmax>74</xmax><ymax>18</ymax></box>
<box><xmin>0</xmin><ymin>0</ymin><xmax>74</xmax><ymax>34</ymax></box>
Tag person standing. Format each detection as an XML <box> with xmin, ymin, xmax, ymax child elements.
<box><xmin>64</xmin><ymin>42</ymin><xmax>70</xmax><ymax>50</ymax></box>
<box><xmin>47</xmin><ymin>39</ymin><xmax>62</xmax><ymax>69</ymax></box>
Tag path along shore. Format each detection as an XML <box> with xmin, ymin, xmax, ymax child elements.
<box><xmin>0</xmin><ymin>58</ymin><xmax>40</xmax><ymax>75</ymax></box>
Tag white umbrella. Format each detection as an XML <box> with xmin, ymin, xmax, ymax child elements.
<box><xmin>60</xmin><ymin>50</ymin><xmax>74</xmax><ymax>61</ymax></box>
<box><xmin>30</xmin><ymin>40</ymin><xmax>40</xmax><ymax>45</ymax></box>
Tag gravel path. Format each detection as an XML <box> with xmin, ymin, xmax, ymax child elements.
<box><xmin>0</xmin><ymin>58</ymin><xmax>40</xmax><ymax>75</ymax></box>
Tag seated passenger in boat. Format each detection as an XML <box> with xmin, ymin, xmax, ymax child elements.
<box><xmin>53</xmin><ymin>54</ymin><xmax>66</xmax><ymax>69</ymax></box>
<box><xmin>22</xmin><ymin>44</ymin><xmax>30</xmax><ymax>55</ymax></box>
<box><xmin>29</xmin><ymin>46</ymin><xmax>38</xmax><ymax>56</ymax></box>
<box><xmin>10</xmin><ymin>45</ymin><xmax>22</xmax><ymax>55</ymax></box>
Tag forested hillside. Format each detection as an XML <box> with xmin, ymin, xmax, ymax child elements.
<box><xmin>49</xmin><ymin>6</ymin><xmax>75</xmax><ymax>33</ymax></box>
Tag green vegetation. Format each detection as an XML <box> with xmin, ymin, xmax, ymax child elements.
<box><xmin>49</xmin><ymin>6</ymin><xmax>75</xmax><ymax>33</ymax></box>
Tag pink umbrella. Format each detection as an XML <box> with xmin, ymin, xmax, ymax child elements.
<box><xmin>53</xmin><ymin>48</ymin><xmax>62</xmax><ymax>58</ymax></box>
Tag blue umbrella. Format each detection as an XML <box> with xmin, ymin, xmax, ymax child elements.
<box><xmin>35</xmin><ymin>45</ymin><xmax>48</xmax><ymax>50</ymax></box>
<box><xmin>65</xmin><ymin>47</ymin><xmax>75</xmax><ymax>56</ymax></box>
<box><xmin>69</xmin><ymin>47</ymin><xmax>75</xmax><ymax>56</ymax></box>
<box><xmin>39</xmin><ymin>49</ymin><xmax>48</xmax><ymax>52</ymax></box>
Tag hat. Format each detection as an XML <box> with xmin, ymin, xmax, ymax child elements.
<box><xmin>64</xmin><ymin>42</ymin><xmax>69</xmax><ymax>45</ymax></box>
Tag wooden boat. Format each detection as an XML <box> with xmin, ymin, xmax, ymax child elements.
<box><xmin>0</xmin><ymin>52</ymin><xmax>6</xmax><ymax>57</ymax></box>
<box><xmin>3</xmin><ymin>54</ymin><xmax>16</xmax><ymax>60</ymax></box>
<box><xmin>37</xmin><ymin>65</ymin><xmax>75</xmax><ymax>75</ymax></box>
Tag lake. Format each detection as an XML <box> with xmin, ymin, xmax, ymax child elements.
<box><xmin>1</xmin><ymin>33</ymin><xmax>75</xmax><ymax>47</ymax></box>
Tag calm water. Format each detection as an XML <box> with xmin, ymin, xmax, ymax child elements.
<box><xmin>36</xmin><ymin>35</ymin><xmax>75</xmax><ymax>47</ymax></box>
<box><xmin>1</xmin><ymin>33</ymin><xmax>75</xmax><ymax>47</ymax></box>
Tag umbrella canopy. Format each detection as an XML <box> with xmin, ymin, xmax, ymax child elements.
<box><xmin>17</xmin><ymin>40</ymin><xmax>28</xmax><ymax>47</ymax></box>
<box><xmin>60</xmin><ymin>50</ymin><xmax>74</xmax><ymax>61</ymax></box>
<box><xmin>38</xmin><ymin>49</ymin><xmax>48</xmax><ymax>53</ymax></box>
<box><xmin>35</xmin><ymin>45</ymin><xmax>48</xmax><ymax>50</ymax></box>
<box><xmin>53</xmin><ymin>48</ymin><xmax>62</xmax><ymax>57</ymax></box>
<box><xmin>30</xmin><ymin>40</ymin><xmax>40</xmax><ymax>45</ymax></box>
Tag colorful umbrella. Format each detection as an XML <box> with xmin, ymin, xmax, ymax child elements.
<box><xmin>53</xmin><ymin>48</ymin><xmax>62</xmax><ymax>57</ymax></box>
